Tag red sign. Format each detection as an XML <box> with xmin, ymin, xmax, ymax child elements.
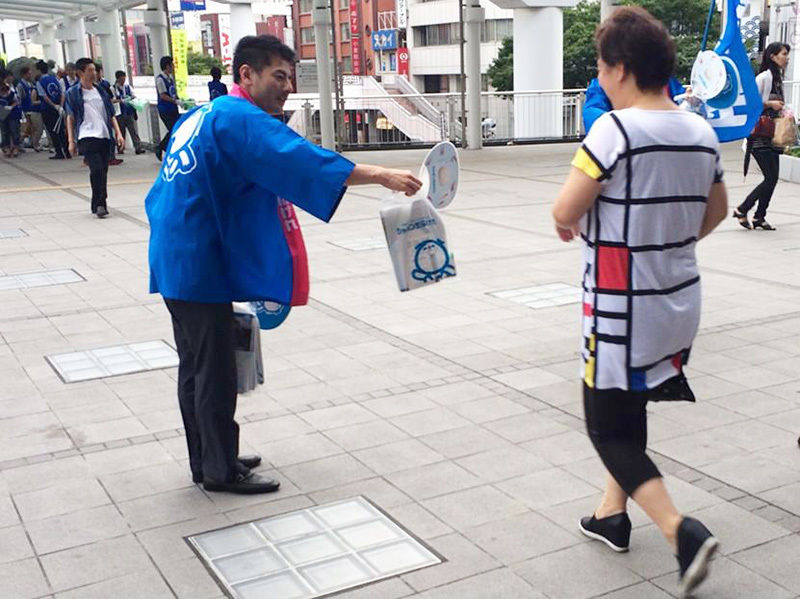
<box><xmin>351</xmin><ymin>36</ymin><xmax>362</xmax><ymax>75</ymax></box>
<box><xmin>349</xmin><ymin>0</ymin><xmax>359</xmax><ymax>35</ymax></box>
<box><xmin>126</xmin><ymin>25</ymin><xmax>137</xmax><ymax>75</ymax></box>
<box><xmin>397</xmin><ymin>47</ymin><xmax>409</xmax><ymax>77</ymax></box>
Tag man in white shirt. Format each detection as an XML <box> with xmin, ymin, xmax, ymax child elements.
<box><xmin>65</xmin><ymin>58</ymin><xmax>125</xmax><ymax>218</ymax></box>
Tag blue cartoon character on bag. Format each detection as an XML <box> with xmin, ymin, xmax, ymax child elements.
<box><xmin>412</xmin><ymin>239</ymin><xmax>455</xmax><ymax>283</ymax></box>
<box><xmin>162</xmin><ymin>103</ymin><xmax>213</xmax><ymax>182</ymax></box>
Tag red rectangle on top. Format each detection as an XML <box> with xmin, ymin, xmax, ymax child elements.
<box><xmin>597</xmin><ymin>246</ymin><xmax>629</xmax><ymax>291</ymax></box>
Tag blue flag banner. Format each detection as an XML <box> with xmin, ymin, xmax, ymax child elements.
<box><xmin>180</xmin><ymin>0</ymin><xmax>206</xmax><ymax>11</ymax></box>
<box><xmin>372</xmin><ymin>30</ymin><xmax>398</xmax><ymax>51</ymax></box>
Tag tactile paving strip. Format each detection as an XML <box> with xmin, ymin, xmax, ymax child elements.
<box><xmin>187</xmin><ymin>497</ymin><xmax>442</xmax><ymax>599</ymax></box>
<box><xmin>0</xmin><ymin>228</ymin><xmax>27</xmax><ymax>239</ymax></box>
<box><xmin>46</xmin><ymin>340</ymin><xmax>179</xmax><ymax>383</ymax></box>
<box><xmin>328</xmin><ymin>237</ymin><xmax>386</xmax><ymax>251</ymax></box>
<box><xmin>0</xmin><ymin>268</ymin><xmax>84</xmax><ymax>291</ymax></box>
<box><xmin>489</xmin><ymin>282</ymin><xmax>582</xmax><ymax>309</ymax></box>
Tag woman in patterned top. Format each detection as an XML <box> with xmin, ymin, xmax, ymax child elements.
<box><xmin>551</xmin><ymin>7</ymin><xmax>728</xmax><ymax>597</ymax></box>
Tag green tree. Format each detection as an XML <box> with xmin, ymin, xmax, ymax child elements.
<box><xmin>187</xmin><ymin>51</ymin><xmax>224</xmax><ymax>76</ymax></box>
<box><xmin>486</xmin><ymin>37</ymin><xmax>513</xmax><ymax>91</ymax></box>
<box><xmin>563</xmin><ymin>0</ymin><xmax>601</xmax><ymax>88</ymax></box>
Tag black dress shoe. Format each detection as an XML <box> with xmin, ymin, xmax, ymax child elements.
<box><xmin>96</xmin><ymin>206</ymin><xmax>109</xmax><ymax>219</ymax></box>
<box><xmin>238</xmin><ymin>454</ymin><xmax>262</xmax><ymax>469</ymax></box>
<box><xmin>203</xmin><ymin>473</ymin><xmax>280</xmax><ymax>495</ymax></box>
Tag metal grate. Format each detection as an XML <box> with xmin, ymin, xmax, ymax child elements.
<box><xmin>328</xmin><ymin>237</ymin><xmax>386</xmax><ymax>252</ymax></box>
<box><xmin>0</xmin><ymin>269</ymin><xmax>84</xmax><ymax>291</ymax></box>
<box><xmin>46</xmin><ymin>340</ymin><xmax>179</xmax><ymax>383</ymax></box>
<box><xmin>488</xmin><ymin>282</ymin><xmax>582</xmax><ymax>309</ymax></box>
<box><xmin>0</xmin><ymin>228</ymin><xmax>28</xmax><ymax>239</ymax></box>
<box><xmin>187</xmin><ymin>497</ymin><xmax>442</xmax><ymax>599</ymax></box>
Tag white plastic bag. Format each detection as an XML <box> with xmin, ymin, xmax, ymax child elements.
<box><xmin>380</xmin><ymin>193</ymin><xmax>456</xmax><ymax>292</ymax></box>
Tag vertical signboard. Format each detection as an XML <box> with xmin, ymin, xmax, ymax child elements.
<box><xmin>170</xmin><ymin>28</ymin><xmax>189</xmax><ymax>98</ymax></box>
<box><xmin>349</xmin><ymin>0</ymin><xmax>361</xmax><ymax>75</ymax></box>
<box><xmin>397</xmin><ymin>46</ymin><xmax>409</xmax><ymax>77</ymax></box>
<box><xmin>396</xmin><ymin>0</ymin><xmax>407</xmax><ymax>29</ymax></box>
<box><xmin>125</xmin><ymin>24</ymin><xmax>137</xmax><ymax>75</ymax></box>
<box><xmin>219</xmin><ymin>13</ymin><xmax>233</xmax><ymax>73</ymax></box>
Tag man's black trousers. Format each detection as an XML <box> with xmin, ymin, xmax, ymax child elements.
<box><xmin>165</xmin><ymin>299</ymin><xmax>239</xmax><ymax>483</ymax></box>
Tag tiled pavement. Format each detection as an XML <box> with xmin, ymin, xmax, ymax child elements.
<box><xmin>0</xmin><ymin>142</ymin><xmax>799</xmax><ymax>598</ymax></box>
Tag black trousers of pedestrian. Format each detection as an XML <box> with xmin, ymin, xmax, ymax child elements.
<box><xmin>41</xmin><ymin>108</ymin><xmax>69</xmax><ymax>158</ymax></box>
<box><xmin>739</xmin><ymin>146</ymin><xmax>780</xmax><ymax>221</ymax></box>
<box><xmin>78</xmin><ymin>137</ymin><xmax>109</xmax><ymax>213</ymax></box>
<box><xmin>584</xmin><ymin>384</ymin><xmax>662</xmax><ymax>497</ymax></box>
<box><xmin>165</xmin><ymin>299</ymin><xmax>239</xmax><ymax>483</ymax></box>
<box><xmin>158</xmin><ymin>110</ymin><xmax>180</xmax><ymax>154</ymax></box>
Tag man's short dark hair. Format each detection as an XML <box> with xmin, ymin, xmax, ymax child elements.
<box><xmin>36</xmin><ymin>60</ymin><xmax>49</xmax><ymax>75</ymax></box>
<box><xmin>75</xmin><ymin>58</ymin><xmax>95</xmax><ymax>73</ymax></box>
<box><xmin>21</xmin><ymin>66</ymin><xmax>30</xmax><ymax>76</ymax></box>
<box><xmin>232</xmin><ymin>35</ymin><xmax>296</xmax><ymax>84</ymax></box>
<box><xmin>595</xmin><ymin>6</ymin><xmax>675</xmax><ymax>92</ymax></box>
<box><xmin>210</xmin><ymin>66</ymin><xmax>222</xmax><ymax>79</ymax></box>
<box><xmin>160</xmin><ymin>56</ymin><xmax>173</xmax><ymax>71</ymax></box>
<box><xmin>115</xmin><ymin>70</ymin><xmax>125</xmax><ymax>80</ymax></box>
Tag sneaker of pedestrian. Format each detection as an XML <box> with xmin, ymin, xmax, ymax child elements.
<box><xmin>579</xmin><ymin>512</ymin><xmax>631</xmax><ymax>552</ymax></box>
<box><xmin>108</xmin><ymin>158</ymin><xmax>123</xmax><ymax>166</ymax></box>
<box><xmin>96</xmin><ymin>206</ymin><xmax>109</xmax><ymax>219</ymax></box>
<box><xmin>135</xmin><ymin>147</ymin><xmax>146</xmax><ymax>155</ymax></box>
<box><xmin>676</xmin><ymin>517</ymin><xmax>719</xmax><ymax>598</ymax></box>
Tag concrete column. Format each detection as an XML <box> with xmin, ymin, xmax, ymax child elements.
<box><xmin>229</xmin><ymin>1</ymin><xmax>256</xmax><ymax>51</ymax></box>
<box><xmin>600</xmin><ymin>0</ymin><xmax>618</xmax><ymax>22</ymax></box>
<box><xmin>34</xmin><ymin>22</ymin><xmax>58</xmax><ymax>60</ymax></box>
<box><xmin>464</xmin><ymin>1</ymin><xmax>484</xmax><ymax>149</ymax></box>
<box><xmin>145</xmin><ymin>0</ymin><xmax>170</xmax><ymax>68</ymax></box>
<box><xmin>0</xmin><ymin>19</ymin><xmax>23</xmax><ymax>60</ymax></box>
<box><xmin>512</xmin><ymin>6</ymin><xmax>563</xmax><ymax>138</ymax></box>
<box><xmin>312</xmin><ymin>0</ymin><xmax>335</xmax><ymax>149</ymax></box>
<box><xmin>63</xmin><ymin>16</ymin><xmax>87</xmax><ymax>61</ymax></box>
<box><xmin>87</xmin><ymin>8</ymin><xmax>124</xmax><ymax>75</ymax></box>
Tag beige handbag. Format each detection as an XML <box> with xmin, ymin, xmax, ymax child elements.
<box><xmin>772</xmin><ymin>114</ymin><xmax>798</xmax><ymax>149</ymax></box>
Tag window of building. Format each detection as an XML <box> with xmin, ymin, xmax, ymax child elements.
<box><xmin>342</xmin><ymin>56</ymin><xmax>352</xmax><ymax>73</ymax></box>
<box><xmin>340</xmin><ymin>22</ymin><xmax>350</xmax><ymax>41</ymax></box>
<box><xmin>340</xmin><ymin>0</ymin><xmax>349</xmax><ymax>8</ymax></box>
<box><xmin>412</xmin><ymin>23</ymin><xmax>461</xmax><ymax>47</ymax></box>
<box><xmin>301</xmin><ymin>27</ymin><xmax>316</xmax><ymax>44</ymax></box>
<box><xmin>481</xmin><ymin>19</ymin><xmax>512</xmax><ymax>42</ymax></box>
<box><xmin>299</xmin><ymin>0</ymin><xmax>313</xmax><ymax>13</ymax></box>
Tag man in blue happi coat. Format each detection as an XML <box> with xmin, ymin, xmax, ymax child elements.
<box><xmin>146</xmin><ymin>35</ymin><xmax>421</xmax><ymax>495</ymax></box>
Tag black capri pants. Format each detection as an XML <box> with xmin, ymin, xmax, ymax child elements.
<box><xmin>584</xmin><ymin>384</ymin><xmax>662</xmax><ymax>496</ymax></box>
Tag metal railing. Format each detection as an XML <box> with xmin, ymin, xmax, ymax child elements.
<box><xmin>290</xmin><ymin>88</ymin><xmax>587</xmax><ymax>150</ymax></box>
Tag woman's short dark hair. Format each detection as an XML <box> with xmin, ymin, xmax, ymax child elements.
<box><xmin>760</xmin><ymin>42</ymin><xmax>790</xmax><ymax>76</ymax></box>
<box><xmin>36</xmin><ymin>60</ymin><xmax>49</xmax><ymax>75</ymax></box>
<box><xmin>232</xmin><ymin>35</ymin><xmax>296</xmax><ymax>84</ymax></box>
<box><xmin>595</xmin><ymin>6</ymin><xmax>675</xmax><ymax>92</ymax></box>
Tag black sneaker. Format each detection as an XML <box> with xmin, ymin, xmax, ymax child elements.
<box><xmin>579</xmin><ymin>512</ymin><xmax>631</xmax><ymax>552</ymax></box>
<box><xmin>676</xmin><ymin>517</ymin><xmax>719</xmax><ymax>598</ymax></box>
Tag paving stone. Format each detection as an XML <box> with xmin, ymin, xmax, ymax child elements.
<box><xmin>298</xmin><ymin>403</ymin><xmax>378</xmax><ymax>430</ymax></box>
<box><xmin>53</xmin><ymin>567</ymin><xmax>174</xmax><ymax>599</ymax></box>
<box><xmin>279</xmin><ymin>453</ymin><xmax>374</xmax><ymax>492</ymax></box>
<box><xmin>0</xmin><ymin>557</ymin><xmax>51</xmax><ymax>599</ymax></box>
<box><xmin>322</xmin><ymin>419</ymin><xmax>410</xmax><ymax>452</ymax></box>
<box><xmin>26</xmin><ymin>504</ymin><xmax>131</xmax><ymax>555</ymax></box>
<box><xmin>353</xmin><ymin>439</ymin><xmax>444</xmax><ymax>475</ymax></box>
<box><xmin>135</xmin><ymin>514</ymin><xmax>233</xmax><ymax>565</ymax></box>
<box><xmin>463</xmin><ymin>511</ymin><xmax>580</xmax><ymax>565</ymax></box>
<box><xmin>14</xmin><ymin>478</ymin><xmax>110</xmax><ymax>522</ymax></box>
<box><xmin>386</xmin><ymin>461</ymin><xmax>482</xmax><ymax>501</ymax></box>
<box><xmin>389</xmin><ymin>407</ymin><xmax>472</xmax><ymax>437</ymax></box>
<box><xmin>521</xmin><ymin>430</ymin><xmax>597</xmax><ymax>466</ymax></box>
<box><xmin>255</xmin><ymin>432</ymin><xmax>344</xmax><ymax>467</ymax></box>
<box><xmin>652</xmin><ymin>555</ymin><xmax>795</xmax><ymax>599</ymax></box>
<box><xmin>450</xmin><ymin>396</ymin><xmax>530</xmax><ymax>424</ymax></box>
<box><xmin>160</xmin><ymin>557</ymin><xmax>223</xmax><ymax>599</ymax></box>
<box><xmin>363</xmin><ymin>393</ymin><xmax>437</xmax><ymax>418</ymax></box>
<box><xmin>513</xmin><ymin>543</ymin><xmax>642</xmax><ymax>599</ymax></box>
<box><xmin>456</xmin><ymin>445</ymin><xmax>552</xmax><ymax>483</ymax></box>
<box><xmin>418</xmin><ymin>425</ymin><xmax>509</xmax><ymax>459</ymax></box>
<box><xmin>41</xmin><ymin>534</ymin><xmax>153</xmax><ymax>592</ymax></box>
<box><xmin>732</xmin><ymin>534</ymin><xmax>800</xmax><ymax>593</ymax></box>
<box><xmin>761</xmin><ymin>481</ymin><xmax>800</xmax><ymax>516</ymax></box>
<box><xmin>496</xmin><ymin>467</ymin><xmax>597</xmax><ymax>510</ymax></box>
<box><xmin>594</xmin><ymin>581</ymin><xmax>675</xmax><ymax>599</ymax></box>
<box><xmin>310</xmin><ymin>476</ymin><xmax>412</xmax><ymax>509</ymax></box>
<box><xmin>483</xmin><ymin>411</ymin><xmax>572</xmax><ymax>443</ymax></box>
<box><xmin>400</xmin><ymin>532</ymin><xmax>499</xmax><ymax>592</ymax></box>
<box><xmin>417</xmin><ymin>568</ymin><xmax>545</xmax><ymax>599</ymax></box>
<box><xmin>1</xmin><ymin>455</ymin><xmax>93</xmax><ymax>494</ymax></box>
<box><xmin>389</xmin><ymin>502</ymin><xmax>454</xmax><ymax>541</ymax></box>
<box><xmin>116</xmin><ymin>486</ymin><xmax>218</xmax><ymax>531</ymax></box>
<box><xmin>702</xmin><ymin>454</ymin><xmax>800</xmax><ymax>494</ymax></box>
<box><xmin>0</xmin><ymin>524</ymin><xmax>34</xmax><ymax>564</ymax></box>
<box><xmin>423</xmin><ymin>485</ymin><xmax>528</xmax><ymax>530</ymax></box>
<box><xmin>101</xmin><ymin>461</ymin><xmax>192</xmax><ymax>502</ymax></box>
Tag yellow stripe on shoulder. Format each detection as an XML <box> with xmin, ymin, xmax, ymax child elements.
<box><xmin>571</xmin><ymin>147</ymin><xmax>604</xmax><ymax>180</ymax></box>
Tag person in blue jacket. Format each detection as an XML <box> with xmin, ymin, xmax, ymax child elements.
<box><xmin>0</xmin><ymin>70</ymin><xmax>23</xmax><ymax>157</ymax></box>
<box><xmin>155</xmin><ymin>56</ymin><xmax>180</xmax><ymax>161</ymax></box>
<box><xmin>35</xmin><ymin>60</ymin><xmax>70</xmax><ymax>159</ymax></box>
<box><xmin>208</xmin><ymin>66</ymin><xmax>228</xmax><ymax>100</ymax></box>
<box><xmin>583</xmin><ymin>76</ymin><xmax>686</xmax><ymax>133</ymax></box>
<box><xmin>146</xmin><ymin>34</ymin><xmax>422</xmax><ymax>495</ymax></box>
